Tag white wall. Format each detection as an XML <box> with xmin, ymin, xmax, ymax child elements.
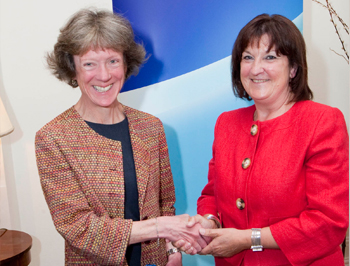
<box><xmin>0</xmin><ymin>1</ymin><xmax>112</xmax><ymax>265</ymax></box>
<box><xmin>304</xmin><ymin>0</ymin><xmax>349</xmax><ymax>126</ymax></box>
<box><xmin>0</xmin><ymin>0</ymin><xmax>348</xmax><ymax>265</ymax></box>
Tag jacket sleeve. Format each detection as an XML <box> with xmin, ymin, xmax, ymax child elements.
<box><xmin>158</xmin><ymin>122</ymin><xmax>176</xmax><ymax>217</ymax></box>
<box><xmin>35</xmin><ymin>130</ymin><xmax>132</xmax><ymax>265</ymax></box>
<box><xmin>270</xmin><ymin>107</ymin><xmax>349</xmax><ymax>266</ymax></box>
<box><xmin>197</xmin><ymin>114</ymin><xmax>222</xmax><ymax>217</ymax></box>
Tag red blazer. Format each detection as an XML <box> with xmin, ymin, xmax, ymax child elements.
<box><xmin>198</xmin><ymin>101</ymin><xmax>349</xmax><ymax>266</ymax></box>
<box><xmin>35</xmin><ymin>105</ymin><xmax>175</xmax><ymax>266</ymax></box>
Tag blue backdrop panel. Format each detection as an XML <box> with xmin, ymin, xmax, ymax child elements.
<box><xmin>113</xmin><ymin>1</ymin><xmax>303</xmax><ymax>265</ymax></box>
<box><xmin>113</xmin><ymin>0</ymin><xmax>302</xmax><ymax>92</ymax></box>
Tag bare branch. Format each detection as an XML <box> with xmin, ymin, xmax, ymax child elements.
<box><xmin>311</xmin><ymin>0</ymin><xmax>349</xmax><ymax>34</ymax></box>
<box><xmin>330</xmin><ymin>48</ymin><xmax>349</xmax><ymax>64</ymax></box>
<box><xmin>326</xmin><ymin>0</ymin><xmax>349</xmax><ymax>60</ymax></box>
<box><xmin>312</xmin><ymin>0</ymin><xmax>349</xmax><ymax>63</ymax></box>
<box><xmin>328</xmin><ymin>1</ymin><xmax>349</xmax><ymax>34</ymax></box>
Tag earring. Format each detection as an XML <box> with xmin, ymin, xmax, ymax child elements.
<box><xmin>71</xmin><ymin>79</ymin><xmax>78</xmax><ymax>87</ymax></box>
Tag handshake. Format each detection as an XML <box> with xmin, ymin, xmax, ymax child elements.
<box><xmin>133</xmin><ymin>213</ymin><xmax>248</xmax><ymax>258</ymax></box>
<box><xmin>158</xmin><ymin>214</ymin><xmax>221</xmax><ymax>256</ymax></box>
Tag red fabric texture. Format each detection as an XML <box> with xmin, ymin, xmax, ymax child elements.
<box><xmin>198</xmin><ymin>100</ymin><xmax>349</xmax><ymax>266</ymax></box>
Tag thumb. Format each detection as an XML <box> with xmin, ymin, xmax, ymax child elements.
<box><xmin>187</xmin><ymin>216</ymin><xmax>196</xmax><ymax>227</ymax></box>
<box><xmin>199</xmin><ymin>228</ymin><xmax>217</xmax><ymax>238</ymax></box>
<box><xmin>187</xmin><ymin>214</ymin><xmax>203</xmax><ymax>227</ymax></box>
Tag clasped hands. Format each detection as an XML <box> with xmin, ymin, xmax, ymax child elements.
<box><xmin>168</xmin><ymin>214</ymin><xmax>249</xmax><ymax>257</ymax></box>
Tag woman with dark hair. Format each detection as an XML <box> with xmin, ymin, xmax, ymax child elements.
<box><xmin>176</xmin><ymin>14</ymin><xmax>349</xmax><ymax>265</ymax></box>
<box><xmin>35</xmin><ymin>8</ymin><xmax>206</xmax><ymax>266</ymax></box>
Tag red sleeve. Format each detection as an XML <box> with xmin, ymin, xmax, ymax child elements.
<box><xmin>270</xmin><ymin>107</ymin><xmax>349</xmax><ymax>265</ymax></box>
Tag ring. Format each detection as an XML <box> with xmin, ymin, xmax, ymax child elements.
<box><xmin>166</xmin><ymin>247</ymin><xmax>180</xmax><ymax>256</ymax></box>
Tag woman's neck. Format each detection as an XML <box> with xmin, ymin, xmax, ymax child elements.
<box><xmin>254</xmin><ymin>96</ymin><xmax>295</xmax><ymax>122</ymax></box>
<box><xmin>74</xmin><ymin>98</ymin><xmax>125</xmax><ymax>124</ymax></box>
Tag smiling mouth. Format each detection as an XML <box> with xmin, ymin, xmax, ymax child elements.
<box><xmin>93</xmin><ymin>84</ymin><xmax>113</xmax><ymax>92</ymax></box>
<box><xmin>252</xmin><ymin>79</ymin><xmax>269</xmax><ymax>83</ymax></box>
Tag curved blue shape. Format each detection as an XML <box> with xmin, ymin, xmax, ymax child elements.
<box><xmin>113</xmin><ymin>0</ymin><xmax>302</xmax><ymax>91</ymax></box>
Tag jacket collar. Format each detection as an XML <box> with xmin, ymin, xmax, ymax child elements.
<box><xmin>65</xmin><ymin>105</ymin><xmax>151</xmax><ymax>213</ymax></box>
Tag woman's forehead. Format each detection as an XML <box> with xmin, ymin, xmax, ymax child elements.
<box><xmin>78</xmin><ymin>46</ymin><xmax>123</xmax><ymax>56</ymax></box>
<box><xmin>247</xmin><ymin>34</ymin><xmax>272</xmax><ymax>48</ymax></box>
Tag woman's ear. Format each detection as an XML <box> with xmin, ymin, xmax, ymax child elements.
<box><xmin>290</xmin><ymin>64</ymin><xmax>297</xmax><ymax>79</ymax></box>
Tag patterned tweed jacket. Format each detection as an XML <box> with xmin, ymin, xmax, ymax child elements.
<box><xmin>35</xmin><ymin>105</ymin><xmax>176</xmax><ymax>266</ymax></box>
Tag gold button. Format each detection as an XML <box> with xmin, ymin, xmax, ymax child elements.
<box><xmin>242</xmin><ymin>158</ymin><xmax>251</xmax><ymax>169</ymax></box>
<box><xmin>250</xmin><ymin>124</ymin><xmax>258</xmax><ymax>136</ymax></box>
<box><xmin>236</xmin><ymin>198</ymin><xmax>245</xmax><ymax>210</ymax></box>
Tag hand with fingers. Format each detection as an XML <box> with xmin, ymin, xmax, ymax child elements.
<box><xmin>198</xmin><ymin>227</ymin><xmax>251</xmax><ymax>257</ymax></box>
<box><xmin>172</xmin><ymin>214</ymin><xmax>218</xmax><ymax>255</ymax></box>
<box><xmin>160</xmin><ymin>214</ymin><xmax>208</xmax><ymax>254</ymax></box>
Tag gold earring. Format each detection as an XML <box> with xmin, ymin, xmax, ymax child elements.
<box><xmin>71</xmin><ymin>79</ymin><xmax>78</xmax><ymax>87</ymax></box>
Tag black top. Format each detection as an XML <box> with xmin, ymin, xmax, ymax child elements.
<box><xmin>86</xmin><ymin>118</ymin><xmax>141</xmax><ymax>266</ymax></box>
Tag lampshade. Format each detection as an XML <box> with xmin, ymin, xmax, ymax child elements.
<box><xmin>0</xmin><ymin>96</ymin><xmax>14</xmax><ymax>137</ymax></box>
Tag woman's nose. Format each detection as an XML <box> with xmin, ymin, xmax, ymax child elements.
<box><xmin>251</xmin><ymin>59</ymin><xmax>264</xmax><ymax>75</ymax></box>
<box><xmin>96</xmin><ymin>64</ymin><xmax>111</xmax><ymax>81</ymax></box>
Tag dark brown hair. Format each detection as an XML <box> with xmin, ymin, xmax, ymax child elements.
<box><xmin>231</xmin><ymin>14</ymin><xmax>313</xmax><ymax>102</ymax></box>
<box><xmin>46</xmin><ymin>8</ymin><xmax>146</xmax><ymax>87</ymax></box>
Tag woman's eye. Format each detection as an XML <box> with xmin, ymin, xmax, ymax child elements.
<box><xmin>242</xmin><ymin>55</ymin><xmax>253</xmax><ymax>60</ymax></box>
<box><xmin>83</xmin><ymin>62</ymin><xmax>93</xmax><ymax>67</ymax></box>
<box><xmin>110</xmin><ymin>59</ymin><xmax>119</xmax><ymax>64</ymax></box>
<box><xmin>266</xmin><ymin>55</ymin><xmax>277</xmax><ymax>60</ymax></box>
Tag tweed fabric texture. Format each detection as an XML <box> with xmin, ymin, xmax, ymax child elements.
<box><xmin>35</xmin><ymin>105</ymin><xmax>175</xmax><ymax>266</ymax></box>
<box><xmin>198</xmin><ymin>100</ymin><xmax>349</xmax><ymax>266</ymax></box>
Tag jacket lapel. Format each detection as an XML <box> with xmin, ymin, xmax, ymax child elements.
<box><xmin>125</xmin><ymin>107</ymin><xmax>151</xmax><ymax>214</ymax></box>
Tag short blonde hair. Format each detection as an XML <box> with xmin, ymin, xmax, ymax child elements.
<box><xmin>46</xmin><ymin>8</ymin><xmax>146</xmax><ymax>87</ymax></box>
